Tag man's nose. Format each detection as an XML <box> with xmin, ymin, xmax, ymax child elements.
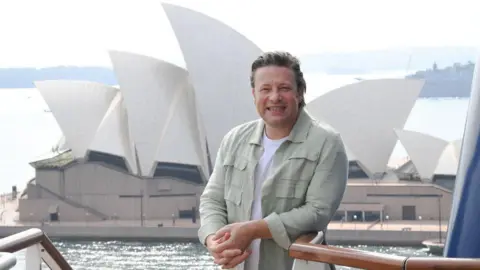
<box><xmin>269</xmin><ymin>90</ymin><xmax>281</xmax><ymax>102</ymax></box>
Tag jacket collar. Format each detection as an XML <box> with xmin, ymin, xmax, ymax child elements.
<box><xmin>249</xmin><ymin>108</ymin><xmax>312</xmax><ymax>145</ymax></box>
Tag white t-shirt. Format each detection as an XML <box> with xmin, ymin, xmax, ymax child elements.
<box><xmin>245</xmin><ymin>132</ymin><xmax>288</xmax><ymax>270</ymax></box>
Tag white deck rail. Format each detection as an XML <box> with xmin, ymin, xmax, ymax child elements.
<box><xmin>0</xmin><ymin>252</ymin><xmax>16</xmax><ymax>270</ymax></box>
<box><xmin>0</xmin><ymin>228</ymin><xmax>72</xmax><ymax>270</ymax></box>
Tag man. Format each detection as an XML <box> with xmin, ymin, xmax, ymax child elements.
<box><xmin>198</xmin><ymin>51</ymin><xmax>348</xmax><ymax>270</ymax></box>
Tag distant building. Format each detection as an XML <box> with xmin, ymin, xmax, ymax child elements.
<box><xmin>395</xmin><ymin>129</ymin><xmax>461</xmax><ymax>190</ymax></box>
<box><xmin>307</xmin><ymin>79</ymin><xmax>460</xmax><ymax>223</ymax></box>
<box><xmin>331</xmin><ymin>129</ymin><xmax>461</xmax><ymax>223</ymax></box>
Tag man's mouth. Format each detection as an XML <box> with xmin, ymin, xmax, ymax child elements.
<box><xmin>267</xmin><ymin>106</ymin><xmax>286</xmax><ymax>113</ymax></box>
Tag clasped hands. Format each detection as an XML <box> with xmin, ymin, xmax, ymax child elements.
<box><xmin>206</xmin><ymin>222</ymin><xmax>255</xmax><ymax>269</ymax></box>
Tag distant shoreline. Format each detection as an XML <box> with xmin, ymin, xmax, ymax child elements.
<box><xmin>0</xmin><ymin>87</ymin><xmax>471</xmax><ymax>99</ymax></box>
<box><xmin>0</xmin><ymin>60</ymin><xmax>474</xmax><ymax>98</ymax></box>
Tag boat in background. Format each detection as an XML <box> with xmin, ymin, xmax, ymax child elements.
<box><xmin>422</xmin><ymin>239</ymin><xmax>444</xmax><ymax>256</ymax></box>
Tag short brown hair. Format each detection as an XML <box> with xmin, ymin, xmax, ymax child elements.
<box><xmin>250</xmin><ymin>51</ymin><xmax>306</xmax><ymax>108</ymax></box>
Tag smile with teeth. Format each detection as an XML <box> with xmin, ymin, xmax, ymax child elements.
<box><xmin>267</xmin><ymin>106</ymin><xmax>286</xmax><ymax>112</ymax></box>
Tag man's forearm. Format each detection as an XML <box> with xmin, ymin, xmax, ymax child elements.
<box><xmin>245</xmin><ymin>219</ymin><xmax>273</xmax><ymax>240</ymax></box>
<box><xmin>198</xmin><ymin>197</ymin><xmax>228</xmax><ymax>246</ymax></box>
<box><xmin>199</xmin><ymin>134</ymin><xmax>230</xmax><ymax>246</ymax></box>
<box><xmin>277</xmin><ymin>203</ymin><xmax>333</xmax><ymax>238</ymax></box>
<box><xmin>198</xmin><ymin>185</ymin><xmax>228</xmax><ymax>246</ymax></box>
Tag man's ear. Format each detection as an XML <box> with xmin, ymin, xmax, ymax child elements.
<box><xmin>298</xmin><ymin>93</ymin><xmax>304</xmax><ymax>104</ymax></box>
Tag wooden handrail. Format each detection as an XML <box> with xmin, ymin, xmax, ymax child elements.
<box><xmin>0</xmin><ymin>228</ymin><xmax>72</xmax><ymax>270</ymax></box>
<box><xmin>289</xmin><ymin>234</ymin><xmax>480</xmax><ymax>270</ymax></box>
<box><xmin>290</xmin><ymin>237</ymin><xmax>406</xmax><ymax>270</ymax></box>
<box><xmin>405</xmin><ymin>257</ymin><xmax>480</xmax><ymax>269</ymax></box>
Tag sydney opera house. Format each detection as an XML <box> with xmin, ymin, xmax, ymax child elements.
<box><xmin>18</xmin><ymin>3</ymin><xmax>461</xmax><ymax>224</ymax></box>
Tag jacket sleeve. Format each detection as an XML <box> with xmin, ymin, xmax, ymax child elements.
<box><xmin>264</xmin><ymin>133</ymin><xmax>349</xmax><ymax>250</ymax></box>
<box><xmin>197</xmin><ymin>136</ymin><xmax>229</xmax><ymax>246</ymax></box>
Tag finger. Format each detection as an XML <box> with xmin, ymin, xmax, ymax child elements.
<box><xmin>214</xmin><ymin>239</ymin><xmax>233</xmax><ymax>254</ymax></box>
<box><xmin>215</xmin><ymin>249</ymin><xmax>250</xmax><ymax>266</ymax></box>
<box><xmin>211</xmin><ymin>251</ymin><xmax>222</xmax><ymax>260</ymax></box>
<box><xmin>215</xmin><ymin>251</ymin><xmax>245</xmax><ymax>266</ymax></box>
<box><xmin>212</xmin><ymin>227</ymin><xmax>230</xmax><ymax>241</ymax></box>
<box><xmin>214</xmin><ymin>249</ymin><xmax>244</xmax><ymax>265</ymax></box>
<box><xmin>222</xmin><ymin>250</ymin><xmax>251</xmax><ymax>269</ymax></box>
<box><xmin>209</xmin><ymin>233</ymin><xmax>230</xmax><ymax>256</ymax></box>
<box><xmin>220</xmin><ymin>248</ymin><xmax>242</xmax><ymax>258</ymax></box>
<box><xmin>214</xmin><ymin>253</ymin><xmax>234</xmax><ymax>265</ymax></box>
<box><xmin>211</xmin><ymin>247</ymin><xmax>241</xmax><ymax>264</ymax></box>
<box><xmin>214</xmin><ymin>256</ymin><xmax>228</xmax><ymax>265</ymax></box>
<box><xmin>216</xmin><ymin>232</ymin><xmax>230</xmax><ymax>244</ymax></box>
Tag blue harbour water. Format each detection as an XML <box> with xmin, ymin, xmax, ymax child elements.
<box><xmin>11</xmin><ymin>241</ymin><xmax>433</xmax><ymax>270</ymax></box>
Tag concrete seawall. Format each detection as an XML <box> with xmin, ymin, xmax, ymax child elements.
<box><xmin>325</xmin><ymin>229</ymin><xmax>446</xmax><ymax>246</ymax></box>
<box><xmin>0</xmin><ymin>225</ymin><xmax>447</xmax><ymax>246</ymax></box>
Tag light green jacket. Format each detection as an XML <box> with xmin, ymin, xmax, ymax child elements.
<box><xmin>198</xmin><ymin>109</ymin><xmax>348</xmax><ymax>270</ymax></box>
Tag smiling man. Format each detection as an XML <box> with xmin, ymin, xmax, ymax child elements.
<box><xmin>198</xmin><ymin>51</ymin><xmax>348</xmax><ymax>270</ymax></box>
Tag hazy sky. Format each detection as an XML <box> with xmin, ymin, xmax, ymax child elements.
<box><xmin>0</xmin><ymin>0</ymin><xmax>479</xmax><ymax>67</ymax></box>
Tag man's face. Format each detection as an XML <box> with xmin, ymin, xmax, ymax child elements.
<box><xmin>252</xmin><ymin>66</ymin><xmax>302</xmax><ymax>128</ymax></box>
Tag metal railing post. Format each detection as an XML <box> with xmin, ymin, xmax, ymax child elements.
<box><xmin>0</xmin><ymin>229</ymin><xmax>72</xmax><ymax>270</ymax></box>
<box><xmin>0</xmin><ymin>252</ymin><xmax>16</xmax><ymax>270</ymax></box>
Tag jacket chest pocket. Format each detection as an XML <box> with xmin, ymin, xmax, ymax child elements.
<box><xmin>281</xmin><ymin>150</ymin><xmax>319</xmax><ymax>182</ymax></box>
<box><xmin>223</xmin><ymin>156</ymin><xmax>248</xmax><ymax>189</ymax></box>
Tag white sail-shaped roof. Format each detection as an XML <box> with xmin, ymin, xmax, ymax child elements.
<box><xmin>153</xmin><ymin>70</ymin><xmax>209</xmax><ymax>179</ymax></box>
<box><xmin>185</xmin><ymin>79</ymin><xmax>211</xmax><ymax>176</ymax></box>
<box><xmin>191</xmin><ymin>88</ymin><xmax>211</xmax><ymax>175</ymax></box>
<box><xmin>344</xmin><ymin>144</ymin><xmax>357</xmax><ymax>161</ymax></box>
<box><xmin>162</xmin><ymin>3</ymin><xmax>261</xmax><ymax>161</ymax></box>
<box><xmin>109</xmin><ymin>50</ymin><xmax>207</xmax><ymax>177</ymax></box>
<box><xmin>452</xmin><ymin>138</ymin><xmax>463</xmax><ymax>161</ymax></box>
<box><xmin>88</xmin><ymin>92</ymin><xmax>138</xmax><ymax>174</ymax></box>
<box><xmin>395</xmin><ymin>129</ymin><xmax>449</xmax><ymax>180</ymax></box>
<box><xmin>34</xmin><ymin>80</ymin><xmax>118</xmax><ymax>158</ymax></box>
<box><xmin>307</xmin><ymin>79</ymin><xmax>424</xmax><ymax>177</ymax></box>
<box><xmin>434</xmin><ymin>139</ymin><xmax>463</xmax><ymax>176</ymax></box>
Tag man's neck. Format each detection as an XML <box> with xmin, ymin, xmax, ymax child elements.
<box><xmin>264</xmin><ymin>111</ymin><xmax>301</xmax><ymax>140</ymax></box>
<box><xmin>264</xmin><ymin>125</ymin><xmax>292</xmax><ymax>140</ymax></box>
